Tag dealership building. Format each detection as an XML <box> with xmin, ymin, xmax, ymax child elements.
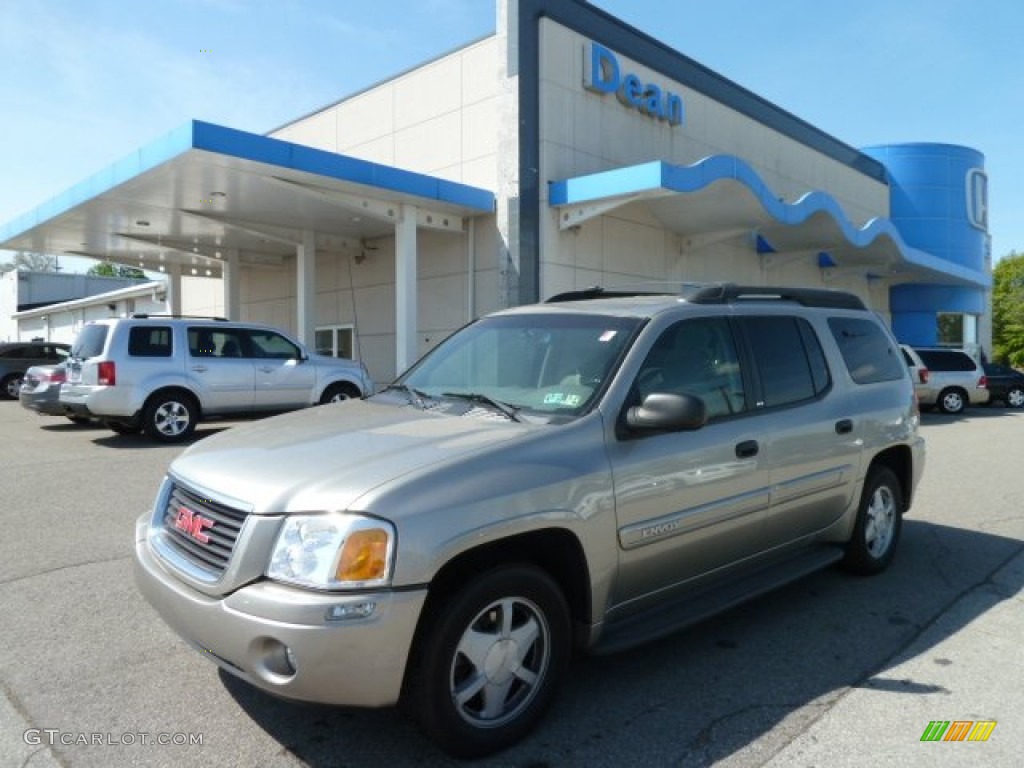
<box><xmin>0</xmin><ymin>0</ymin><xmax>991</xmax><ymax>383</ymax></box>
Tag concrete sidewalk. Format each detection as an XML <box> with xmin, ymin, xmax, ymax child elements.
<box><xmin>761</xmin><ymin>549</ymin><xmax>1023</xmax><ymax>767</ymax></box>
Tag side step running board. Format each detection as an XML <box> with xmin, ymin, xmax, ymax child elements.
<box><xmin>593</xmin><ymin>546</ymin><xmax>845</xmax><ymax>655</ymax></box>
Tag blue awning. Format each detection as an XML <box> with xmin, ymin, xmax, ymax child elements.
<box><xmin>549</xmin><ymin>157</ymin><xmax>990</xmax><ymax>289</ymax></box>
<box><xmin>1</xmin><ymin>120</ymin><xmax>494</xmax><ymax>276</ymax></box>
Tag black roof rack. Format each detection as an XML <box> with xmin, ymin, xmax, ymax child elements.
<box><xmin>130</xmin><ymin>314</ymin><xmax>228</xmax><ymax>321</ymax></box>
<box><xmin>545</xmin><ymin>283</ymin><xmax>866</xmax><ymax>310</ymax></box>
<box><xmin>682</xmin><ymin>283</ymin><xmax>866</xmax><ymax>310</ymax></box>
<box><xmin>545</xmin><ymin>286</ymin><xmax>668</xmax><ymax>303</ymax></box>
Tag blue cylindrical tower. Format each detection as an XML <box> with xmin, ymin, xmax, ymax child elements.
<box><xmin>861</xmin><ymin>143</ymin><xmax>988</xmax><ymax>348</ymax></box>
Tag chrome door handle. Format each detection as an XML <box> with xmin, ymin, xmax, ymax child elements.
<box><xmin>258</xmin><ymin>366</ymin><xmax>274</xmax><ymax>373</ymax></box>
<box><xmin>191</xmin><ymin>365</ymin><xmax>207</xmax><ymax>372</ymax></box>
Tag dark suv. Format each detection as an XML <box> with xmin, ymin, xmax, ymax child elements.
<box><xmin>982</xmin><ymin>362</ymin><xmax>1024</xmax><ymax>408</ymax></box>
<box><xmin>0</xmin><ymin>341</ymin><xmax>70</xmax><ymax>399</ymax></box>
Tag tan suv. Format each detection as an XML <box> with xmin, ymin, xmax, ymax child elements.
<box><xmin>134</xmin><ymin>285</ymin><xmax>925</xmax><ymax>756</ymax></box>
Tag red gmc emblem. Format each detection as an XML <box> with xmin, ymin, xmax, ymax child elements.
<box><xmin>174</xmin><ymin>505</ymin><xmax>214</xmax><ymax>544</ymax></box>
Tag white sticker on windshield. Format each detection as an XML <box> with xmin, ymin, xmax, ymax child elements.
<box><xmin>599</xmin><ymin>330</ymin><xmax>618</xmax><ymax>342</ymax></box>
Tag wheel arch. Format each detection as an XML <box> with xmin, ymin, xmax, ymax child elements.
<box><xmin>142</xmin><ymin>386</ymin><xmax>202</xmax><ymax>419</ymax></box>
<box><xmin>404</xmin><ymin>528</ymin><xmax>593</xmax><ymax>672</ymax></box>
<box><xmin>866</xmin><ymin>445</ymin><xmax>913</xmax><ymax>511</ymax></box>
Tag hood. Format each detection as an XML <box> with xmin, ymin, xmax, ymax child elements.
<box><xmin>169</xmin><ymin>400</ymin><xmax>533</xmax><ymax>514</ymax></box>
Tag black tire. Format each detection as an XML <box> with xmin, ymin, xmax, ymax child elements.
<box><xmin>843</xmin><ymin>466</ymin><xmax>903</xmax><ymax>575</ymax></box>
<box><xmin>2</xmin><ymin>374</ymin><xmax>22</xmax><ymax>400</ymax></box>
<box><xmin>937</xmin><ymin>388</ymin><xmax>966</xmax><ymax>414</ymax></box>
<box><xmin>404</xmin><ymin>565</ymin><xmax>570</xmax><ymax>758</ymax></box>
<box><xmin>106</xmin><ymin>420</ymin><xmax>141</xmax><ymax>435</ymax></box>
<box><xmin>319</xmin><ymin>381</ymin><xmax>360</xmax><ymax>404</ymax></box>
<box><xmin>1006</xmin><ymin>386</ymin><xmax>1024</xmax><ymax>409</ymax></box>
<box><xmin>142</xmin><ymin>392</ymin><xmax>197</xmax><ymax>442</ymax></box>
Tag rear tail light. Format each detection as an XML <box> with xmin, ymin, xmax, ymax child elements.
<box><xmin>49</xmin><ymin>369</ymin><xmax>68</xmax><ymax>384</ymax></box>
<box><xmin>97</xmin><ymin>361</ymin><xmax>116</xmax><ymax>386</ymax></box>
<box><xmin>918</xmin><ymin>368</ymin><xmax>929</xmax><ymax>384</ymax></box>
<box><xmin>978</xmin><ymin>374</ymin><xmax>987</xmax><ymax>389</ymax></box>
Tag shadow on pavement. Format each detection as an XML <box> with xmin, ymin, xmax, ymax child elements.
<box><xmin>217</xmin><ymin>520</ymin><xmax>1023</xmax><ymax>766</ymax></box>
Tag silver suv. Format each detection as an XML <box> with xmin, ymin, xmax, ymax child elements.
<box><xmin>62</xmin><ymin>315</ymin><xmax>373</xmax><ymax>441</ymax></box>
<box><xmin>900</xmin><ymin>345</ymin><xmax>988</xmax><ymax>414</ymax></box>
<box><xmin>134</xmin><ymin>285</ymin><xmax>925</xmax><ymax>757</ymax></box>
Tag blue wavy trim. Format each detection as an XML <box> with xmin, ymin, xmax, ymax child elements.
<box><xmin>549</xmin><ymin>155</ymin><xmax>989</xmax><ymax>287</ymax></box>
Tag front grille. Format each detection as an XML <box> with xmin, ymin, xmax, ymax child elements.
<box><xmin>161</xmin><ymin>483</ymin><xmax>248</xmax><ymax>576</ymax></box>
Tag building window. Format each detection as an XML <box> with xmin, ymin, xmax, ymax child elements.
<box><xmin>315</xmin><ymin>325</ymin><xmax>355</xmax><ymax>359</ymax></box>
<box><xmin>937</xmin><ymin>313</ymin><xmax>964</xmax><ymax>346</ymax></box>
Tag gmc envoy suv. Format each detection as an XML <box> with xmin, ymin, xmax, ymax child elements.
<box><xmin>134</xmin><ymin>285</ymin><xmax>925</xmax><ymax>757</ymax></box>
<box><xmin>61</xmin><ymin>316</ymin><xmax>373</xmax><ymax>441</ymax></box>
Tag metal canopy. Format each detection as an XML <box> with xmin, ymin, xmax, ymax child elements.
<box><xmin>550</xmin><ymin>158</ymin><xmax>991</xmax><ymax>289</ymax></box>
<box><xmin>0</xmin><ymin>121</ymin><xmax>495</xmax><ymax>278</ymax></box>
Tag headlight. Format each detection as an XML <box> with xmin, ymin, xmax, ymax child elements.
<box><xmin>266</xmin><ymin>513</ymin><xmax>394</xmax><ymax>590</ymax></box>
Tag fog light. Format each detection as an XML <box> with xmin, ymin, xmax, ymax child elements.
<box><xmin>325</xmin><ymin>601</ymin><xmax>377</xmax><ymax>622</ymax></box>
<box><xmin>284</xmin><ymin>646</ymin><xmax>298</xmax><ymax>674</ymax></box>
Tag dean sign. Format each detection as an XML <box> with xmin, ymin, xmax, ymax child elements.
<box><xmin>584</xmin><ymin>42</ymin><xmax>684</xmax><ymax>126</ymax></box>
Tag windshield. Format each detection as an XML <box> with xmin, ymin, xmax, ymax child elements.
<box><xmin>396</xmin><ymin>313</ymin><xmax>642</xmax><ymax>420</ymax></box>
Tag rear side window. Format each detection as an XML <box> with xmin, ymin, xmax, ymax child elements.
<box><xmin>71</xmin><ymin>325</ymin><xmax>109</xmax><ymax>358</ymax></box>
<box><xmin>740</xmin><ymin>316</ymin><xmax>830</xmax><ymax>408</ymax></box>
<box><xmin>128</xmin><ymin>326</ymin><xmax>173</xmax><ymax>357</ymax></box>
<box><xmin>828</xmin><ymin>318</ymin><xmax>905</xmax><ymax>384</ymax></box>
<box><xmin>916</xmin><ymin>349</ymin><xmax>977</xmax><ymax>371</ymax></box>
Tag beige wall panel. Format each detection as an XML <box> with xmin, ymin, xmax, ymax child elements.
<box><xmin>462</xmin><ymin>99</ymin><xmax>500</xmax><ymax>162</ymax></box>
<box><xmin>462</xmin><ymin>38</ymin><xmax>499</xmax><ymax>104</ymax></box>
<box><xmin>339</xmin><ymin>135</ymin><xmax>396</xmax><ymax>166</ymax></box>
<box><xmin>394</xmin><ymin>112</ymin><xmax>463</xmax><ymax>173</ymax></box>
<box><xmin>281</xmin><ymin>110</ymin><xmax>338</xmax><ymax>153</ymax></box>
<box><xmin>459</xmin><ymin>155</ymin><xmax>498</xmax><ymax>193</ymax></box>
<box><xmin>420</xmin><ymin>273</ymin><xmax>467</xmax><ymax>332</ymax></box>
<box><xmin>335</xmin><ymin>87</ymin><xmax>396</xmax><ymax>150</ymax></box>
<box><xmin>394</xmin><ymin>56</ymin><xmax>463</xmax><ymax>131</ymax></box>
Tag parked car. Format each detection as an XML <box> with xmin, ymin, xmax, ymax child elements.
<box><xmin>18</xmin><ymin>363</ymin><xmax>91</xmax><ymax>423</ymax></box>
<box><xmin>0</xmin><ymin>341</ymin><xmax>70</xmax><ymax>399</ymax></box>
<box><xmin>134</xmin><ymin>284</ymin><xmax>924</xmax><ymax>757</ymax></box>
<box><xmin>61</xmin><ymin>315</ymin><xmax>374</xmax><ymax>441</ymax></box>
<box><xmin>905</xmin><ymin>346</ymin><xmax>988</xmax><ymax>414</ymax></box>
<box><xmin>982</xmin><ymin>362</ymin><xmax>1024</xmax><ymax>408</ymax></box>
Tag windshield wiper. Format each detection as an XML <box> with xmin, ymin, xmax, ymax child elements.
<box><xmin>384</xmin><ymin>383</ymin><xmax>430</xmax><ymax>409</ymax></box>
<box><xmin>442</xmin><ymin>392</ymin><xmax>522</xmax><ymax>422</ymax></box>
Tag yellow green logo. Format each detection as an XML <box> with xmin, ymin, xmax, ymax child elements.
<box><xmin>920</xmin><ymin>720</ymin><xmax>997</xmax><ymax>742</ymax></box>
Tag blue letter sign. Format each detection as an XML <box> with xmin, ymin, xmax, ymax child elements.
<box><xmin>583</xmin><ymin>42</ymin><xmax>684</xmax><ymax>126</ymax></box>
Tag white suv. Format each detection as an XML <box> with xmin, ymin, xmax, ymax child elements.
<box><xmin>61</xmin><ymin>316</ymin><xmax>373</xmax><ymax>441</ymax></box>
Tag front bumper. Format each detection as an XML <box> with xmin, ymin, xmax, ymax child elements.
<box><xmin>133</xmin><ymin>515</ymin><xmax>426</xmax><ymax>708</ymax></box>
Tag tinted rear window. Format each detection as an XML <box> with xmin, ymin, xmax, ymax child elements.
<box><xmin>740</xmin><ymin>316</ymin><xmax>830</xmax><ymax>407</ymax></box>
<box><xmin>71</xmin><ymin>325</ymin><xmax>109</xmax><ymax>358</ymax></box>
<box><xmin>128</xmin><ymin>326</ymin><xmax>172</xmax><ymax>357</ymax></box>
<box><xmin>915</xmin><ymin>349</ymin><xmax>977</xmax><ymax>371</ymax></box>
<box><xmin>828</xmin><ymin>318</ymin><xmax>905</xmax><ymax>384</ymax></box>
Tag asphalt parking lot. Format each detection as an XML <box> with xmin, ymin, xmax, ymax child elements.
<box><xmin>1</xmin><ymin>401</ymin><xmax>1022</xmax><ymax>767</ymax></box>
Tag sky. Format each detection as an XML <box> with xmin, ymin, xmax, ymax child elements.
<box><xmin>1</xmin><ymin>0</ymin><xmax>1021</xmax><ymax>272</ymax></box>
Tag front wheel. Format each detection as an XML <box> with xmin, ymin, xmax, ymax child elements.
<box><xmin>843</xmin><ymin>466</ymin><xmax>903</xmax><ymax>575</ymax></box>
<box><xmin>937</xmin><ymin>388</ymin><xmax>966</xmax><ymax>414</ymax></box>
<box><xmin>404</xmin><ymin>565</ymin><xmax>570</xmax><ymax>758</ymax></box>
<box><xmin>2</xmin><ymin>374</ymin><xmax>22</xmax><ymax>399</ymax></box>
<box><xmin>142</xmin><ymin>393</ymin><xmax>197</xmax><ymax>442</ymax></box>
<box><xmin>319</xmin><ymin>382</ymin><xmax>360</xmax><ymax>404</ymax></box>
<box><xmin>1005</xmin><ymin>386</ymin><xmax>1024</xmax><ymax>408</ymax></box>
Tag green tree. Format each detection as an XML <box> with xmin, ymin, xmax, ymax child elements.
<box><xmin>992</xmin><ymin>250</ymin><xmax>1024</xmax><ymax>366</ymax></box>
<box><xmin>87</xmin><ymin>261</ymin><xmax>146</xmax><ymax>279</ymax></box>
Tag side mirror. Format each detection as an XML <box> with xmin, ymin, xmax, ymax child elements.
<box><xmin>625</xmin><ymin>392</ymin><xmax>707</xmax><ymax>433</ymax></box>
